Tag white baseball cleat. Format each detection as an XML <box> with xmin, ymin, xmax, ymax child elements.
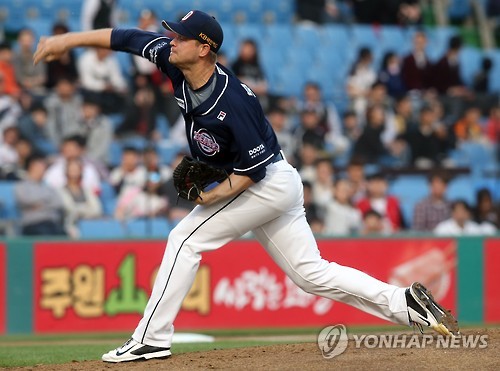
<box><xmin>102</xmin><ymin>338</ymin><xmax>171</xmax><ymax>363</ymax></box>
<box><xmin>406</xmin><ymin>282</ymin><xmax>460</xmax><ymax>337</ymax></box>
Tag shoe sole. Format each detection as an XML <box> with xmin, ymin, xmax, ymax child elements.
<box><xmin>102</xmin><ymin>350</ymin><xmax>171</xmax><ymax>363</ymax></box>
<box><xmin>412</xmin><ymin>282</ymin><xmax>460</xmax><ymax>337</ymax></box>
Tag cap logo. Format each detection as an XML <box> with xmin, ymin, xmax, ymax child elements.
<box><xmin>198</xmin><ymin>32</ymin><xmax>218</xmax><ymax>49</ymax></box>
<box><xmin>181</xmin><ymin>11</ymin><xmax>194</xmax><ymax>21</ymax></box>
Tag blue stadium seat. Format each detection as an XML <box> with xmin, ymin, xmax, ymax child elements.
<box><xmin>380</xmin><ymin>26</ymin><xmax>409</xmax><ymax>55</ymax></box>
<box><xmin>389</xmin><ymin>175</ymin><xmax>429</xmax><ymax>227</ymax></box>
<box><xmin>294</xmin><ymin>25</ymin><xmax>322</xmax><ymax>49</ymax></box>
<box><xmin>350</xmin><ymin>25</ymin><xmax>381</xmax><ymax>48</ymax></box>
<box><xmin>108</xmin><ymin>140</ymin><xmax>123</xmax><ymax>168</ymax></box>
<box><xmin>447</xmin><ymin>175</ymin><xmax>475</xmax><ymax>206</ymax></box>
<box><xmin>264</xmin><ymin>24</ymin><xmax>293</xmax><ymax>46</ymax></box>
<box><xmin>157</xmin><ymin>141</ymin><xmax>183</xmax><ymax>165</ymax></box>
<box><xmin>156</xmin><ymin>115</ymin><xmax>171</xmax><ymax>140</ymax></box>
<box><xmin>0</xmin><ymin>181</ymin><xmax>19</xmax><ymax>220</ymax></box>
<box><xmin>459</xmin><ymin>47</ymin><xmax>483</xmax><ymax>87</ymax></box>
<box><xmin>99</xmin><ymin>182</ymin><xmax>117</xmax><ymax>217</ymax></box>
<box><xmin>78</xmin><ymin>219</ymin><xmax>126</xmax><ymax>238</ymax></box>
<box><xmin>125</xmin><ymin>218</ymin><xmax>171</xmax><ymax>238</ymax></box>
<box><xmin>448</xmin><ymin>0</ymin><xmax>471</xmax><ymax>21</ymax></box>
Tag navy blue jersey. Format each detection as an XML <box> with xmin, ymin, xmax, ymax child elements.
<box><xmin>111</xmin><ymin>28</ymin><xmax>281</xmax><ymax>182</ymax></box>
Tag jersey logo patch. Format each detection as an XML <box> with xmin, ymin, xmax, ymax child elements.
<box><xmin>193</xmin><ymin>129</ymin><xmax>220</xmax><ymax>156</ymax></box>
<box><xmin>217</xmin><ymin>111</ymin><xmax>226</xmax><ymax>121</ymax></box>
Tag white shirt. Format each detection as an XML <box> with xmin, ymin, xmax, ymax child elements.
<box><xmin>323</xmin><ymin>199</ymin><xmax>362</xmax><ymax>235</ymax></box>
<box><xmin>77</xmin><ymin>49</ymin><xmax>127</xmax><ymax>92</ymax></box>
<box><xmin>44</xmin><ymin>158</ymin><xmax>102</xmax><ymax>194</ymax></box>
<box><xmin>434</xmin><ymin>219</ymin><xmax>496</xmax><ymax>236</ymax></box>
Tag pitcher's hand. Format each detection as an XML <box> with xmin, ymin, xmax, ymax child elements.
<box><xmin>33</xmin><ymin>35</ymin><xmax>68</xmax><ymax>65</ymax></box>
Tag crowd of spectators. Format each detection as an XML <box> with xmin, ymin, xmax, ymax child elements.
<box><xmin>0</xmin><ymin>2</ymin><xmax>499</xmax><ymax>238</ymax></box>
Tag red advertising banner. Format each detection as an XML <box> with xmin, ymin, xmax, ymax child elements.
<box><xmin>0</xmin><ymin>243</ymin><xmax>5</xmax><ymax>334</ymax></box>
<box><xmin>34</xmin><ymin>238</ymin><xmax>457</xmax><ymax>333</ymax></box>
<box><xmin>484</xmin><ymin>238</ymin><xmax>500</xmax><ymax>323</ymax></box>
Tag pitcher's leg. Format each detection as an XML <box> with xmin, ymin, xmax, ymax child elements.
<box><xmin>253</xmin><ymin>212</ymin><xmax>409</xmax><ymax>326</ymax></box>
<box><xmin>132</xmin><ymin>188</ymin><xmax>290</xmax><ymax>347</ymax></box>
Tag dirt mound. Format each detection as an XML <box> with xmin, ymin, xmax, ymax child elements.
<box><xmin>8</xmin><ymin>328</ymin><xmax>500</xmax><ymax>371</ymax></box>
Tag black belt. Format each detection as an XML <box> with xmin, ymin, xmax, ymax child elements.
<box><xmin>271</xmin><ymin>152</ymin><xmax>284</xmax><ymax>163</ymax></box>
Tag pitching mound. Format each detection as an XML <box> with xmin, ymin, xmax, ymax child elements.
<box><xmin>9</xmin><ymin>328</ymin><xmax>499</xmax><ymax>370</ymax></box>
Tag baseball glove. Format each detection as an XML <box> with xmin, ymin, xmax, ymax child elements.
<box><xmin>173</xmin><ymin>156</ymin><xmax>229</xmax><ymax>201</ymax></box>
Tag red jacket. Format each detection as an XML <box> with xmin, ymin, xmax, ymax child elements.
<box><xmin>357</xmin><ymin>196</ymin><xmax>404</xmax><ymax>231</ymax></box>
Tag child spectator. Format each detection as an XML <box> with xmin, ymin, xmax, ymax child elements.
<box><xmin>360</xmin><ymin>209</ymin><xmax>387</xmax><ymax>235</ymax></box>
<box><xmin>18</xmin><ymin>101</ymin><xmax>58</xmax><ymax>156</ymax></box>
<box><xmin>434</xmin><ymin>200</ymin><xmax>496</xmax><ymax>235</ymax></box>
<box><xmin>109</xmin><ymin>146</ymin><xmax>147</xmax><ymax>196</ymax></box>
<box><xmin>357</xmin><ymin>172</ymin><xmax>404</xmax><ymax>232</ymax></box>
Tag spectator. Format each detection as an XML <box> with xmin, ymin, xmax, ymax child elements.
<box><xmin>485</xmin><ymin>105</ymin><xmax>500</xmax><ymax>147</ymax></box>
<box><xmin>116</xmin><ymin>84</ymin><xmax>160</xmax><ymax>140</ymax></box>
<box><xmin>401</xmin><ymin>31</ymin><xmax>432</xmax><ymax>92</ymax></box>
<box><xmin>378</xmin><ymin>51</ymin><xmax>406</xmax><ymax>98</ymax></box>
<box><xmin>0</xmin><ymin>126</ymin><xmax>19</xmax><ymax>166</ymax></box>
<box><xmin>431</xmin><ymin>35</ymin><xmax>468</xmax><ymax>97</ymax></box>
<box><xmin>59</xmin><ymin>158</ymin><xmax>103</xmax><ymax>238</ymax></box>
<box><xmin>77</xmin><ymin>47</ymin><xmax>127</xmax><ymax>113</ymax></box>
<box><xmin>296</xmin><ymin>0</ymin><xmax>327</xmax><ymax>24</ymax></box>
<box><xmin>143</xmin><ymin>146</ymin><xmax>172</xmax><ymax>184</ymax></box>
<box><xmin>14</xmin><ymin>155</ymin><xmax>65</xmax><ymax>236</ymax></box>
<box><xmin>45</xmin><ymin>76</ymin><xmax>83</xmax><ymax>148</ymax></box>
<box><xmin>403</xmin><ymin>106</ymin><xmax>452</xmax><ymax>168</ymax></box>
<box><xmin>299</xmin><ymin>82</ymin><xmax>347</xmax><ymax>156</ymax></box>
<box><xmin>18</xmin><ymin>101</ymin><xmax>58</xmax><ymax>156</ymax></box>
<box><xmin>412</xmin><ymin>171</ymin><xmax>451</xmax><ymax>231</ymax></box>
<box><xmin>14</xmin><ymin>28</ymin><xmax>47</xmax><ymax>95</ymax></box>
<box><xmin>352</xmin><ymin>104</ymin><xmax>387</xmax><ymax>163</ymax></box>
<box><xmin>393</xmin><ymin>94</ymin><xmax>416</xmax><ymax>135</ymax></box>
<box><xmin>295</xmin><ymin>108</ymin><xmax>326</xmax><ymax>150</ymax></box>
<box><xmin>347</xmin><ymin>47</ymin><xmax>377</xmax><ymax>118</ymax></box>
<box><xmin>0</xmin><ymin>73</ymin><xmax>21</xmax><ymax>134</ymax></box>
<box><xmin>114</xmin><ymin>170</ymin><xmax>168</xmax><ymax>221</ymax></box>
<box><xmin>453</xmin><ymin>105</ymin><xmax>485</xmax><ymax>143</ymax></box>
<box><xmin>302</xmin><ymin>180</ymin><xmax>324</xmax><ymax>233</ymax></box>
<box><xmin>77</xmin><ymin>94</ymin><xmax>113</xmax><ymax>166</ymax></box>
<box><xmin>323</xmin><ymin>178</ymin><xmax>362</xmax><ymax>235</ymax></box>
<box><xmin>131</xmin><ymin>9</ymin><xmax>161</xmax><ymax>78</ymax></box>
<box><xmin>360</xmin><ymin>209</ymin><xmax>387</xmax><ymax>235</ymax></box>
<box><xmin>297</xmin><ymin>142</ymin><xmax>321</xmax><ymax>183</ymax></box>
<box><xmin>473</xmin><ymin>188</ymin><xmax>500</xmax><ymax>228</ymax></box>
<box><xmin>231</xmin><ymin>39</ymin><xmax>268</xmax><ymax>109</ymax></box>
<box><xmin>267</xmin><ymin>107</ymin><xmax>296</xmax><ymax>162</ymax></box>
<box><xmin>356</xmin><ymin>172</ymin><xmax>404</xmax><ymax>232</ymax></box>
<box><xmin>345</xmin><ymin>157</ymin><xmax>367</xmax><ymax>203</ymax></box>
<box><xmin>472</xmin><ymin>57</ymin><xmax>493</xmax><ymax>94</ymax></box>
<box><xmin>2</xmin><ymin>137</ymin><xmax>33</xmax><ymax>180</ymax></box>
<box><xmin>342</xmin><ymin>110</ymin><xmax>362</xmax><ymax>143</ymax></box>
<box><xmin>81</xmin><ymin>0</ymin><xmax>118</xmax><ymax>31</ymax></box>
<box><xmin>44</xmin><ymin>135</ymin><xmax>102</xmax><ymax>194</ymax></box>
<box><xmin>109</xmin><ymin>146</ymin><xmax>147</xmax><ymax>196</ymax></box>
<box><xmin>0</xmin><ymin>42</ymin><xmax>20</xmax><ymax>97</ymax></box>
<box><xmin>45</xmin><ymin>23</ymin><xmax>79</xmax><ymax>89</ymax></box>
<box><xmin>312</xmin><ymin>157</ymin><xmax>335</xmax><ymax>206</ymax></box>
<box><xmin>434</xmin><ymin>200</ymin><xmax>495</xmax><ymax>235</ymax></box>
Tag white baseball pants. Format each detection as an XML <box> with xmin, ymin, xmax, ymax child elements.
<box><xmin>133</xmin><ymin>160</ymin><xmax>409</xmax><ymax>347</ymax></box>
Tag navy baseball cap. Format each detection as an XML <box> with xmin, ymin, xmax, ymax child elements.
<box><xmin>162</xmin><ymin>10</ymin><xmax>223</xmax><ymax>53</ymax></box>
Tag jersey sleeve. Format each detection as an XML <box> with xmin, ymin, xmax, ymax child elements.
<box><xmin>227</xmin><ymin>86</ymin><xmax>278</xmax><ymax>183</ymax></box>
<box><xmin>110</xmin><ymin>28</ymin><xmax>183</xmax><ymax>86</ymax></box>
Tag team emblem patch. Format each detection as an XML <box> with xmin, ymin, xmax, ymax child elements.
<box><xmin>193</xmin><ymin>129</ymin><xmax>220</xmax><ymax>156</ymax></box>
<box><xmin>217</xmin><ymin>111</ymin><xmax>226</xmax><ymax>121</ymax></box>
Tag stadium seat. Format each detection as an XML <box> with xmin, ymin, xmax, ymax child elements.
<box><xmin>78</xmin><ymin>219</ymin><xmax>126</xmax><ymax>238</ymax></box>
<box><xmin>389</xmin><ymin>175</ymin><xmax>429</xmax><ymax>227</ymax></box>
<box><xmin>99</xmin><ymin>182</ymin><xmax>117</xmax><ymax>217</ymax></box>
<box><xmin>447</xmin><ymin>175</ymin><xmax>476</xmax><ymax>206</ymax></box>
<box><xmin>125</xmin><ymin>218</ymin><xmax>171</xmax><ymax>238</ymax></box>
<box><xmin>0</xmin><ymin>181</ymin><xmax>19</xmax><ymax>219</ymax></box>
<box><xmin>459</xmin><ymin>47</ymin><xmax>483</xmax><ymax>87</ymax></box>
